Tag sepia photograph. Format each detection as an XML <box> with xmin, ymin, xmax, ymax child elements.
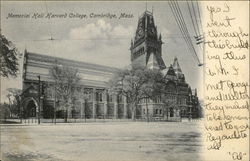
<box><xmin>1</xmin><ymin>1</ymin><xmax>249</xmax><ymax>161</ymax></box>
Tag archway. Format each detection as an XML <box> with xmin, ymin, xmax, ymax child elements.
<box><xmin>26</xmin><ymin>101</ymin><xmax>36</xmax><ymax>117</ymax></box>
<box><xmin>22</xmin><ymin>97</ymin><xmax>38</xmax><ymax>118</ymax></box>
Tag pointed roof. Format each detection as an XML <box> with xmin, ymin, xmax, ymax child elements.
<box><xmin>173</xmin><ymin>57</ymin><xmax>182</xmax><ymax>73</ymax></box>
<box><xmin>131</xmin><ymin>9</ymin><xmax>166</xmax><ymax>70</ymax></box>
<box><xmin>140</xmin><ymin>10</ymin><xmax>154</xmax><ymax>21</ymax></box>
<box><xmin>22</xmin><ymin>84</ymin><xmax>38</xmax><ymax>96</ymax></box>
<box><xmin>147</xmin><ymin>53</ymin><xmax>159</xmax><ymax>70</ymax></box>
<box><xmin>134</xmin><ymin>10</ymin><xmax>157</xmax><ymax>42</ymax></box>
<box><xmin>137</xmin><ymin>10</ymin><xmax>154</xmax><ymax>32</ymax></box>
<box><xmin>172</xmin><ymin>57</ymin><xmax>185</xmax><ymax>80</ymax></box>
<box><xmin>156</xmin><ymin>55</ymin><xmax>166</xmax><ymax>69</ymax></box>
<box><xmin>146</xmin><ymin>52</ymin><xmax>166</xmax><ymax>70</ymax></box>
<box><xmin>166</xmin><ymin>64</ymin><xmax>176</xmax><ymax>76</ymax></box>
<box><xmin>159</xmin><ymin>34</ymin><xmax>162</xmax><ymax>41</ymax></box>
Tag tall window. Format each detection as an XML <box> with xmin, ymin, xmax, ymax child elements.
<box><xmin>96</xmin><ymin>92</ymin><xmax>103</xmax><ymax>102</ymax></box>
<box><xmin>46</xmin><ymin>87</ymin><xmax>53</xmax><ymax>99</ymax></box>
<box><xmin>100</xmin><ymin>93</ymin><xmax>103</xmax><ymax>102</ymax></box>
<box><xmin>118</xmin><ymin>94</ymin><xmax>123</xmax><ymax>103</ymax></box>
<box><xmin>108</xmin><ymin>94</ymin><xmax>113</xmax><ymax>102</ymax></box>
<box><xmin>84</xmin><ymin>90</ymin><xmax>92</xmax><ymax>101</ymax></box>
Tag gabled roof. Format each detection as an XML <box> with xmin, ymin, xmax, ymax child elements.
<box><xmin>22</xmin><ymin>84</ymin><xmax>38</xmax><ymax>96</ymax></box>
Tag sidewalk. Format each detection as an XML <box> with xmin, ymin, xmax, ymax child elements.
<box><xmin>0</xmin><ymin>118</ymin><xmax>203</xmax><ymax>126</ymax></box>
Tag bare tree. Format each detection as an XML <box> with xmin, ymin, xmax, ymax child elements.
<box><xmin>6</xmin><ymin>88</ymin><xmax>22</xmax><ymax>118</ymax></box>
<box><xmin>50</xmin><ymin>64</ymin><xmax>80</xmax><ymax>122</ymax></box>
<box><xmin>140</xmin><ymin>69</ymin><xmax>165</xmax><ymax>122</ymax></box>
<box><xmin>109</xmin><ymin>65</ymin><xmax>148</xmax><ymax>120</ymax></box>
<box><xmin>141</xmin><ymin>73</ymin><xmax>179</xmax><ymax>121</ymax></box>
<box><xmin>109</xmin><ymin>65</ymin><xmax>165</xmax><ymax>120</ymax></box>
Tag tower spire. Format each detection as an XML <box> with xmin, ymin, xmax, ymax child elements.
<box><xmin>159</xmin><ymin>33</ymin><xmax>162</xmax><ymax>40</ymax></box>
<box><xmin>173</xmin><ymin>57</ymin><xmax>182</xmax><ymax>73</ymax></box>
<box><xmin>173</xmin><ymin>57</ymin><xmax>185</xmax><ymax>80</ymax></box>
<box><xmin>130</xmin><ymin>8</ymin><xmax>166</xmax><ymax>70</ymax></box>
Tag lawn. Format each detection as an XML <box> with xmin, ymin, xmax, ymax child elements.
<box><xmin>1</xmin><ymin>122</ymin><xmax>203</xmax><ymax>161</ymax></box>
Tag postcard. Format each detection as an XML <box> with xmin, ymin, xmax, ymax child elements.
<box><xmin>0</xmin><ymin>1</ymin><xmax>249</xmax><ymax>161</ymax></box>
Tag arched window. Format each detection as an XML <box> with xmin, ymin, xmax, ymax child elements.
<box><xmin>99</xmin><ymin>93</ymin><xmax>103</xmax><ymax>102</ymax></box>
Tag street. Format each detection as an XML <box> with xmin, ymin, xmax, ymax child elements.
<box><xmin>1</xmin><ymin>122</ymin><xmax>203</xmax><ymax>161</ymax></box>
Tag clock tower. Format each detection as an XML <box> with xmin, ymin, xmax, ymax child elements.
<box><xmin>130</xmin><ymin>10</ymin><xmax>166</xmax><ymax>70</ymax></box>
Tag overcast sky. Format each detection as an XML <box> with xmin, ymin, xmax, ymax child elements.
<box><xmin>1</xmin><ymin>1</ymin><xmax>204</xmax><ymax>102</ymax></box>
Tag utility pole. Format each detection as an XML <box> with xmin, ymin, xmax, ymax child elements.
<box><xmin>53</xmin><ymin>82</ymin><xmax>56</xmax><ymax>124</ymax></box>
<box><xmin>37</xmin><ymin>75</ymin><xmax>41</xmax><ymax>124</ymax></box>
<box><xmin>146</xmin><ymin>98</ymin><xmax>149</xmax><ymax>122</ymax></box>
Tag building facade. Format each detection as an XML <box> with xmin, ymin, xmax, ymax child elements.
<box><xmin>131</xmin><ymin>11</ymin><xmax>200</xmax><ymax>119</ymax></box>
<box><xmin>21</xmin><ymin>10</ymin><xmax>201</xmax><ymax>120</ymax></box>
<box><xmin>21</xmin><ymin>51</ymin><xmax>128</xmax><ymax>119</ymax></box>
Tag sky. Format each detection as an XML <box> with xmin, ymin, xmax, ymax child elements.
<box><xmin>1</xmin><ymin>1</ymin><xmax>204</xmax><ymax>102</ymax></box>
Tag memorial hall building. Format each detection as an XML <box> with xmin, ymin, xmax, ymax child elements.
<box><xmin>21</xmin><ymin>10</ymin><xmax>201</xmax><ymax>120</ymax></box>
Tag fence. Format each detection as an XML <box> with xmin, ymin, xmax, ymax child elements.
<box><xmin>1</xmin><ymin>114</ymin><xmax>203</xmax><ymax>124</ymax></box>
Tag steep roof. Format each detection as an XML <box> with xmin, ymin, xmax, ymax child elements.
<box><xmin>155</xmin><ymin>54</ymin><xmax>166</xmax><ymax>70</ymax></box>
<box><xmin>173</xmin><ymin>57</ymin><xmax>182</xmax><ymax>73</ymax></box>
<box><xmin>147</xmin><ymin>52</ymin><xmax>159</xmax><ymax>70</ymax></box>
<box><xmin>172</xmin><ymin>57</ymin><xmax>184</xmax><ymax>79</ymax></box>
